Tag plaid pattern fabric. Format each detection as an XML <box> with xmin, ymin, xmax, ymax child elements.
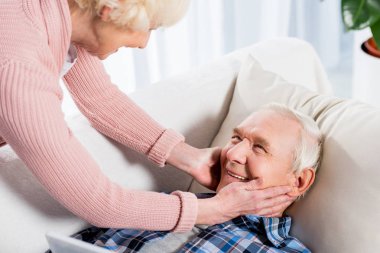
<box><xmin>72</xmin><ymin>215</ymin><xmax>310</xmax><ymax>253</ymax></box>
<box><xmin>69</xmin><ymin>194</ymin><xmax>310</xmax><ymax>253</ymax></box>
<box><xmin>179</xmin><ymin>215</ymin><xmax>310</xmax><ymax>253</ymax></box>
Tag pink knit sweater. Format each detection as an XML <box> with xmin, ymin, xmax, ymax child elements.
<box><xmin>0</xmin><ymin>0</ymin><xmax>197</xmax><ymax>231</ymax></box>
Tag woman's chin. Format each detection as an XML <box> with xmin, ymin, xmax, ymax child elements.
<box><xmin>89</xmin><ymin>51</ymin><xmax>113</xmax><ymax>60</ymax></box>
<box><xmin>97</xmin><ymin>54</ymin><xmax>110</xmax><ymax>60</ymax></box>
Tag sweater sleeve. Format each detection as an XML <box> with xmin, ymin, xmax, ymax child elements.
<box><xmin>63</xmin><ymin>47</ymin><xmax>183</xmax><ymax>167</ymax></box>
<box><xmin>0</xmin><ymin>61</ymin><xmax>197</xmax><ymax>232</ymax></box>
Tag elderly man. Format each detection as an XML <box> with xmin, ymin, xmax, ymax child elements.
<box><xmin>70</xmin><ymin>103</ymin><xmax>323</xmax><ymax>253</ymax></box>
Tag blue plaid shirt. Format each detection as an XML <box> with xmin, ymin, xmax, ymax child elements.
<box><xmin>70</xmin><ymin>194</ymin><xmax>310</xmax><ymax>253</ymax></box>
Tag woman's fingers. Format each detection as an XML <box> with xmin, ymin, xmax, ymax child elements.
<box><xmin>244</xmin><ymin>179</ymin><xmax>292</xmax><ymax>198</ymax></box>
<box><xmin>258</xmin><ymin>185</ymin><xmax>293</xmax><ymax>199</ymax></box>
<box><xmin>255</xmin><ymin>194</ymin><xmax>292</xmax><ymax>209</ymax></box>
<box><xmin>211</xmin><ymin>181</ymin><xmax>296</xmax><ymax>224</ymax></box>
<box><xmin>240</xmin><ymin>182</ymin><xmax>295</xmax><ymax>216</ymax></box>
<box><xmin>244</xmin><ymin>178</ymin><xmax>263</xmax><ymax>190</ymax></box>
<box><xmin>257</xmin><ymin>200</ymin><xmax>294</xmax><ymax>217</ymax></box>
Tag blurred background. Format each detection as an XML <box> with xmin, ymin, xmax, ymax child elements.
<box><xmin>62</xmin><ymin>0</ymin><xmax>371</xmax><ymax>117</ymax></box>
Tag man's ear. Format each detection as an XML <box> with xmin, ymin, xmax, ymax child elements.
<box><xmin>288</xmin><ymin>168</ymin><xmax>315</xmax><ymax>197</ymax></box>
<box><xmin>99</xmin><ymin>6</ymin><xmax>113</xmax><ymax>22</ymax></box>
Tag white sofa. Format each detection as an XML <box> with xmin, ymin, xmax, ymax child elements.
<box><xmin>1</xmin><ymin>38</ymin><xmax>379</xmax><ymax>252</ymax></box>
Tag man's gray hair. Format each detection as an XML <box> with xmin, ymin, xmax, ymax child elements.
<box><xmin>259</xmin><ymin>103</ymin><xmax>323</xmax><ymax>174</ymax></box>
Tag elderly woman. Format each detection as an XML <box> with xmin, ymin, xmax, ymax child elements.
<box><xmin>0</xmin><ymin>0</ymin><xmax>293</xmax><ymax>232</ymax></box>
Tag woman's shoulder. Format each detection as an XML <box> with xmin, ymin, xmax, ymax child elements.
<box><xmin>0</xmin><ymin>0</ymin><xmax>71</xmax><ymax>68</ymax></box>
<box><xmin>0</xmin><ymin>0</ymin><xmax>45</xmax><ymax>64</ymax></box>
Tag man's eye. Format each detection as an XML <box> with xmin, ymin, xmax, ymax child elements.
<box><xmin>253</xmin><ymin>144</ymin><xmax>267</xmax><ymax>153</ymax></box>
<box><xmin>231</xmin><ymin>135</ymin><xmax>241</xmax><ymax>141</ymax></box>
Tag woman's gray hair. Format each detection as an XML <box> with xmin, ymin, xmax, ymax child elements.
<box><xmin>259</xmin><ymin>103</ymin><xmax>323</xmax><ymax>174</ymax></box>
<box><xmin>73</xmin><ymin>0</ymin><xmax>190</xmax><ymax>31</ymax></box>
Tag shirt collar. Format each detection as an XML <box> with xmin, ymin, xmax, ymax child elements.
<box><xmin>246</xmin><ymin>215</ymin><xmax>292</xmax><ymax>247</ymax></box>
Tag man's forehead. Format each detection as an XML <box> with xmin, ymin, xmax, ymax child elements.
<box><xmin>235</xmin><ymin>110</ymin><xmax>301</xmax><ymax>141</ymax></box>
<box><xmin>239</xmin><ymin>109</ymin><xmax>297</xmax><ymax>127</ymax></box>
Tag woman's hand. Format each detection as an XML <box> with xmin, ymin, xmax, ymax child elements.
<box><xmin>189</xmin><ymin>147</ymin><xmax>221</xmax><ymax>190</ymax></box>
<box><xmin>196</xmin><ymin>179</ymin><xmax>295</xmax><ymax>225</ymax></box>
<box><xmin>167</xmin><ymin>142</ymin><xmax>222</xmax><ymax>190</ymax></box>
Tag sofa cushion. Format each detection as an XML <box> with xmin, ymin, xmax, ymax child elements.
<box><xmin>209</xmin><ymin>55</ymin><xmax>380</xmax><ymax>252</ymax></box>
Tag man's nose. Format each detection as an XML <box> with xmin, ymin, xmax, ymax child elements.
<box><xmin>226</xmin><ymin>139</ymin><xmax>250</xmax><ymax>165</ymax></box>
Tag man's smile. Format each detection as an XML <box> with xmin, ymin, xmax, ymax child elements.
<box><xmin>226</xmin><ymin>170</ymin><xmax>249</xmax><ymax>181</ymax></box>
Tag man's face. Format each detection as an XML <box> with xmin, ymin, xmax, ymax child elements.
<box><xmin>216</xmin><ymin>110</ymin><xmax>302</xmax><ymax>192</ymax></box>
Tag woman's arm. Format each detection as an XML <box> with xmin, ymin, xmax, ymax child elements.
<box><xmin>63</xmin><ymin>47</ymin><xmax>184</xmax><ymax>167</ymax></box>
<box><xmin>0</xmin><ymin>60</ymin><xmax>197</xmax><ymax>232</ymax></box>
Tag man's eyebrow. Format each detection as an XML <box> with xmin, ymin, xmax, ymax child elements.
<box><xmin>233</xmin><ymin>127</ymin><xmax>271</xmax><ymax>149</ymax></box>
<box><xmin>253</xmin><ymin>136</ymin><xmax>271</xmax><ymax>149</ymax></box>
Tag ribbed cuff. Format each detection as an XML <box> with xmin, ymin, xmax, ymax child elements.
<box><xmin>170</xmin><ymin>191</ymin><xmax>198</xmax><ymax>232</ymax></box>
<box><xmin>148</xmin><ymin>129</ymin><xmax>185</xmax><ymax>167</ymax></box>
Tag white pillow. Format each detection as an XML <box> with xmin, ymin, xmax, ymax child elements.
<box><xmin>211</xmin><ymin>55</ymin><xmax>380</xmax><ymax>252</ymax></box>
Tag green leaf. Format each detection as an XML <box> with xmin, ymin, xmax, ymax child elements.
<box><xmin>370</xmin><ymin>19</ymin><xmax>380</xmax><ymax>47</ymax></box>
<box><xmin>367</xmin><ymin>0</ymin><xmax>380</xmax><ymax>26</ymax></box>
<box><xmin>367</xmin><ymin>0</ymin><xmax>380</xmax><ymax>12</ymax></box>
<box><xmin>342</xmin><ymin>0</ymin><xmax>371</xmax><ymax>30</ymax></box>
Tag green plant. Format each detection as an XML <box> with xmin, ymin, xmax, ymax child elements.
<box><xmin>341</xmin><ymin>0</ymin><xmax>380</xmax><ymax>47</ymax></box>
